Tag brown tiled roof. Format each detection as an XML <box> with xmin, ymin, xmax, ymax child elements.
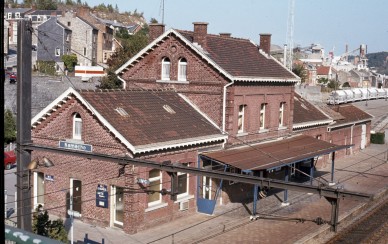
<box><xmin>316</xmin><ymin>66</ymin><xmax>330</xmax><ymax>75</ymax></box>
<box><xmin>202</xmin><ymin>135</ymin><xmax>349</xmax><ymax>171</ymax></box>
<box><xmin>179</xmin><ymin>31</ymin><xmax>296</xmax><ymax>79</ymax></box>
<box><xmin>314</xmin><ymin>104</ymin><xmax>345</xmax><ymax>120</ymax></box>
<box><xmin>79</xmin><ymin>89</ymin><xmax>223</xmax><ymax>147</ymax></box>
<box><xmin>293</xmin><ymin>93</ymin><xmax>330</xmax><ymax>125</ymax></box>
<box><xmin>329</xmin><ymin>104</ymin><xmax>373</xmax><ymax>126</ymax></box>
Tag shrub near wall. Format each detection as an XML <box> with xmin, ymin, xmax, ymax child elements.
<box><xmin>37</xmin><ymin>61</ymin><xmax>56</xmax><ymax>76</ymax></box>
<box><xmin>371</xmin><ymin>132</ymin><xmax>385</xmax><ymax>144</ymax></box>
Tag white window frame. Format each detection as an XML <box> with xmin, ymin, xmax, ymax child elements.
<box><xmin>238</xmin><ymin>105</ymin><xmax>246</xmax><ymax>133</ymax></box>
<box><xmin>279</xmin><ymin>102</ymin><xmax>285</xmax><ymax>127</ymax></box>
<box><xmin>7</xmin><ymin>13</ymin><xmax>12</xmax><ymax>19</ymax></box>
<box><xmin>73</xmin><ymin>113</ymin><xmax>82</xmax><ymax>140</ymax></box>
<box><xmin>178</xmin><ymin>58</ymin><xmax>187</xmax><ymax>81</ymax></box>
<box><xmin>33</xmin><ymin>172</ymin><xmax>45</xmax><ymax>209</ymax></box>
<box><xmin>260</xmin><ymin>103</ymin><xmax>266</xmax><ymax>130</ymax></box>
<box><xmin>148</xmin><ymin>169</ymin><xmax>162</xmax><ymax>207</ymax></box>
<box><xmin>55</xmin><ymin>48</ymin><xmax>60</xmax><ymax>56</ymax></box>
<box><xmin>161</xmin><ymin>57</ymin><xmax>171</xmax><ymax>80</ymax></box>
<box><xmin>177</xmin><ymin>164</ymin><xmax>189</xmax><ymax>199</ymax></box>
<box><xmin>15</xmin><ymin>12</ymin><xmax>20</xmax><ymax>19</ymax></box>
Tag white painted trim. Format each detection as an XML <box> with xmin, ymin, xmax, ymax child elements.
<box><xmin>328</xmin><ymin>119</ymin><xmax>371</xmax><ymax>129</ymax></box>
<box><xmin>117</xmin><ymin>76</ymin><xmax>126</xmax><ymax>89</ymax></box>
<box><xmin>293</xmin><ymin>119</ymin><xmax>333</xmax><ymax>129</ymax></box>
<box><xmin>233</xmin><ymin>76</ymin><xmax>299</xmax><ymax>83</ymax></box>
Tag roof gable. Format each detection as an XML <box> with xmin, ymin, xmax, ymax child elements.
<box><xmin>329</xmin><ymin>104</ymin><xmax>373</xmax><ymax>127</ymax></box>
<box><xmin>293</xmin><ymin>93</ymin><xmax>332</xmax><ymax>129</ymax></box>
<box><xmin>32</xmin><ymin>87</ymin><xmax>226</xmax><ymax>155</ymax></box>
<box><xmin>116</xmin><ymin>29</ymin><xmax>299</xmax><ymax>83</ymax></box>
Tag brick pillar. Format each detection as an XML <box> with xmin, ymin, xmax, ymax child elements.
<box><xmin>259</xmin><ymin>33</ymin><xmax>272</xmax><ymax>54</ymax></box>
<box><xmin>123</xmin><ymin>167</ymin><xmax>142</xmax><ymax>234</ymax></box>
<box><xmin>149</xmin><ymin>23</ymin><xmax>165</xmax><ymax>43</ymax></box>
<box><xmin>193</xmin><ymin>22</ymin><xmax>208</xmax><ymax>47</ymax></box>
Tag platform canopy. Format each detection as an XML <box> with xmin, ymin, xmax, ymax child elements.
<box><xmin>201</xmin><ymin>135</ymin><xmax>351</xmax><ymax>171</ymax></box>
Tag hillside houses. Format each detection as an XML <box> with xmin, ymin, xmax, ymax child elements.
<box><xmin>30</xmin><ymin>21</ymin><xmax>373</xmax><ymax>234</ymax></box>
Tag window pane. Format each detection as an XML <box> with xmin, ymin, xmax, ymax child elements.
<box><xmin>149</xmin><ymin>169</ymin><xmax>160</xmax><ymax>179</ymax></box>
<box><xmin>148</xmin><ymin>179</ymin><xmax>161</xmax><ymax>203</ymax></box>
<box><xmin>179</xmin><ymin>62</ymin><xmax>187</xmax><ymax>80</ymax></box>
<box><xmin>115</xmin><ymin>187</ymin><xmax>124</xmax><ymax>223</ymax></box>
<box><xmin>178</xmin><ymin>174</ymin><xmax>187</xmax><ymax>195</ymax></box>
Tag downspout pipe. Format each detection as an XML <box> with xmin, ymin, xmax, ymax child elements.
<box><xmin>222</xmin><ymin>80</ymin><xmax>234</xmax><ymax>133</ymax></box>
<box><xmin>117</xmin><ymin>76</ymin><xmax>127</xmax><ymax>89</ymax></box>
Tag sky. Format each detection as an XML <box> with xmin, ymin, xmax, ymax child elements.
<box><xmin>86</xmin><ymin>0</ymin><xmax>388</xmax><ymax>54</ymax></box>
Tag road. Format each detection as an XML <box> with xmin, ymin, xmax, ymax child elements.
<box><xmin>4</xmin><ymin>167</ymin><xmax>17</xmax><ymax>223</ymax></box>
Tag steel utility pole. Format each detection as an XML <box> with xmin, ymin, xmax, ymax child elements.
<box><xmin>16</xmin><ymin>19</ymin><xmax>33</xmax><ymax>231</ymax></box>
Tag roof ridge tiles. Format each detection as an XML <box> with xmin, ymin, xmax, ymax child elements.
<box><xmin>177</xmin><ymin>29</ymin><xmax>251</xmax><ymax>42</ymax></box>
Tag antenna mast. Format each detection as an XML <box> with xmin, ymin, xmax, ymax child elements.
<box><xmin>161</xmin><ymin>0</ymin><xmax>165</xmax><ymax>24</ymax></box>
<box><xmin>286</xmin><ymin>0</ymin><xmax>295</xmax><ymax>70</ymax></box>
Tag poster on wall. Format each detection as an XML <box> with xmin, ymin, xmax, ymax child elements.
<box><xmin>96</xmin><ymin>184</ymin><xmax>108</xmax><ymax>208</ymax></box>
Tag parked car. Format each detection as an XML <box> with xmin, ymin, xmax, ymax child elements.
<box><xmin>4</xmin><ymin>151</ymin><xmax>17</xmax><ymax>170</ymax></box>
<box><xmin>9</xmin><ymin>73</ymin><xmax>17</xmax><ymax>83</ymax></box>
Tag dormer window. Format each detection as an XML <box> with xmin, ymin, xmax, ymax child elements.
<box><xmin>161</xmin><ymin>57</ymin><xmax>170</xmax><ymax>80</ymax></box>
<box><xmin>15</xmin><ymin>12</ymin><xmax>20</xmax><ymax>18</ymax></box>
<box><xmin>7</xmin><ymin>13</ymin><xmax>12</xmax><ymax>19</ymax></box>
<box><xmin>73</xmin><ymin>113</ymin><xmax>82</xmax><ymax>140</ymax></box>
<box><xmin>178</xmin><ymin>58</ymin><xmax>187</xmax><ymax>81</ymax></box>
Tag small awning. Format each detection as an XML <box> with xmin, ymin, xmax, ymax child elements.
<box><xmin>201</xmin><ymin>135</ymin><xmax>351</xmax><ymax>171</ymax></box>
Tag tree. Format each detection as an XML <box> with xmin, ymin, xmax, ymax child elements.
<box><xmin>36</xmin><ymin>0</ymin><xmax>57</xmax><ymax>10</ymax></box>
<box><xmin>99</xmin><ymin>27</ymin><xmax>149</xmax><ymax>89</ymax></box>
<box><xmin>150</xmin><ymin>18</ymin><xmax>159</xmax><ymax>24</ymax></box>
<box><xmin>33</xmin><ymin>205</ymin><xmax>68</xmax><ymax>243</ymax></box>
<box><xmin>61</xmin><ymin>54</ymin><xmax>78</xmax><ymax>72</ymax></box>
<box><xmin>327</xmin><ymin>80</ymin><xmax>340</xmax><ymax>89</ymax></box>
<box><xmin>292</xmin><ymin>63</ymin><xmax>307</xmax><ymax>83</ymax></box>
<box><xmin>4</xmin><ymin>109</ymin><xmax>16</xmax><ymax>144</ymax></box>
<box><xmin>317</xmin><ymin>77</ymin><xmax>329</xmax><ymax>86</ymax></box>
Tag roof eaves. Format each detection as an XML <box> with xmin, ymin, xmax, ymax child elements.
<box><xmin>328</xmin><ymin>118</ymin><xmax>372</xmax><ymax>129</ymax></box>
<box><xmin>233</xmin><ymin>76</ymin><xmax>299</xmax><ymax>83</ymax></box>
<box><xmin>293</xmin><ymin>119</ymin><xmax>333</xmax><ymax>129</ymax></box>
<box><xmin>133</xmin><ymin>134</ymin><xmax>227</xmax><ymax>154</ymax></box>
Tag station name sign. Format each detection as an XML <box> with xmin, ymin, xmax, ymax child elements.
<box><xmin>59</xmin><ymin>141</ymin><xmax>93</xmax><ymax>152</ymax></box>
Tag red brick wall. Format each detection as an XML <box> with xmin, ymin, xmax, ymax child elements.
<box><xmin>120</xmin><ymin>35</ymin><xmax>296</xmax><ymax>145</ymax></box>
<box><xmin>32</xmin><ymin>97</ymin><xmax>203</xmax><ymax>234</ymax></box>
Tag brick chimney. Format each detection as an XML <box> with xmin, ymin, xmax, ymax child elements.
<box><xmin>149</xmin><ymin>23</ymin><xmax>165</xmax><ymax>43</ymax></box>
<box><xmin>193</xmin><ymin>22</ymin><xmax>208</xmax><ymax>47</ymax></box>
<box><xmin>219</xmin><ymin>33</ymin><xmax>231</xmax><ymax>37</ymax></box>
<box><xmin>77</xmin><ymin>7</ymin><xmax>90</xmax><ymax>17</ymax></box>
<box><xmin>259</xmin><ymin>33</ymin><xmax>272</xmax><ymax>55</ymax></box>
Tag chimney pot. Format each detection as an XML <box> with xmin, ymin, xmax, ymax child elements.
<box><xmin>259</xmin><ymin>33</ymin><xmax>272</xmax><ymax>55</ymax></box>
<box><xmin>193</xmin><ymin>22</ymin><xmax>208</xmax><ymax>47</ymax></box>
<box><xmin>149</xmin><ymin>23</ymin><xmax>165</xmax><ymax>43</ymax></box>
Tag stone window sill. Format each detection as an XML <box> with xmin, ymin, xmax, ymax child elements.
<box><xmin>236</xmin><ymin>132</ymin><xmax>248</xmax><ymax>137</ymax></box>
<box><xmin>145</xmin><ymin>202</ymin><xmax>168</xmax><ymax>212</ymax></box>
<box><xmin>174</xmin><ymin>194</ymin><xmax>194</xmax><ymax>203</ymax></box>
<box><xmin>157</xmin><ymin>80</ymin><xmax>190</xmax><ymax>84</ymax></box>
<box><xmin>258</xmin><ymin>129</ymin><xmax>269</xmax><ymax>133</ymax></box>
<box><xmin>278</xmin><ymin>126</ymin><xmax>288</xmax><ymax>131</ymax></box>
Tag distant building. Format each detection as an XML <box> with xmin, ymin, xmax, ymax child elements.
<box><xmin>4</xmin><ymin>8</ymin><xmax>32</xmax><ymax>44</ymax></box>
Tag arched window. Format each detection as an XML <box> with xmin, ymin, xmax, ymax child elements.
<box><xmin>161</xmin><ymin>57</ymin><xmax>171</xmax><ymax>80</ymax></box>
<box><xmin>178</xmin><ymin>58</ymin><xmax>187</xmax><ymax>81</ymax></box>
<box><xmin>73</xmin><ymin>113</ymin><xmax>82</xmax><ymax>140</ymax></box>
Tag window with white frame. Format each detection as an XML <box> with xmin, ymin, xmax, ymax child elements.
<box><xmin>73</xmin><ymin>113</ymin><xmax>82</xmax><ymax>140</ymax></box>
<box><xmin>279</xmin><ymin>102</ymin><xmax>285</xmax><ymax>127</ymax></box>
<box><xmin>55</xmin><ymin>48</ymin><xmax>60</xmax><ymax>56</ymax></box>
<box><xmin>177</xmin><ymin>163</ymin><xmax>189</xmax><ymax>198</ymax></box>
<box><xmin>259</xmin><ymin>103</ymin><xmax>266</xmax><ymax>130</ymax></box>
<box><xmin>178</xmin><ymin>58</ymin><xmax>187</xmax><ymax>81</ymax></box>
<box><xmin>7</xmin><ymin>13</ymin><xmax>12</xmax><ymax>19</ymax></box>
<box><xmin>161</xmin><ymin>57</ymin><xmax>171</xmax><ymax>80</ymax></box>
<box><xmin>15</xmin><ymin>12</ymin><xmax>20</xmax><ymax>18</ymax></box>
<box><xmin>148</xmin><ymin>169</ymin><xmax>162</xmax><ymax>206</ymax></box>
<box><xmin>238</xmin><ymin>104</ymin><xmax>246</xmax><ymax>133</ymax></box>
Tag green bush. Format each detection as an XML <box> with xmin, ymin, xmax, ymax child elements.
<box><xmin>371</xmin><ymin>132</ymin><xmax>385</xmax><ymax>144</ymax></box>
<box><xmin>37</xmin><ymin>61</ymin><xmax>56</xmax><ymax>76</ymax></box>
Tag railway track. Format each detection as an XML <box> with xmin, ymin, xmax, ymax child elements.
<box><xmin>327</xmin><ymin>197</ymin><xmax>388</xmax><ymax>244</ymax></box>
